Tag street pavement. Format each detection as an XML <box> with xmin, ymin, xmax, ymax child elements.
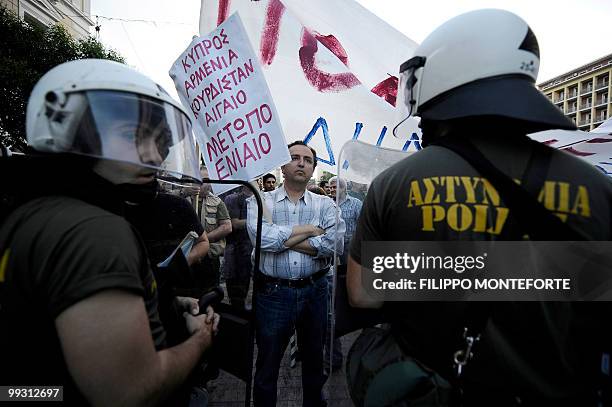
<box><xmin>207</xmin><ymin>332</ymin><xmax>357</xmax><ymax>406</ymax></box>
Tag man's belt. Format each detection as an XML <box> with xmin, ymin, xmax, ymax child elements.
<box><xmin>255</xmin><ymin>268</ymin><xmax>329</xmax><ymax>289</ymax></box>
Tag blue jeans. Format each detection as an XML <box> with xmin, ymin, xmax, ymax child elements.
<box><xmin>254</xmin><ymin>276</ymin><xmax>328</xmax><ymax>407</ymax></box>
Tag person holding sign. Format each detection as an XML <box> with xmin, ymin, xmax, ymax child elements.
<box><xmin>247</xmin><ymin>141</ymin><xmax>345</xmax><ymax>407</ymax></box>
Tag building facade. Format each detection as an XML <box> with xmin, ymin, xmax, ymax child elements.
<box><xmin>1</xmin><ymin>0</ymin><xmax>93</xmax><ymax>39</ymax></box>
<box><xmin>539</xmin><ymin>54</ymin><xmax>612</xmax><ymax>131</ymax></box>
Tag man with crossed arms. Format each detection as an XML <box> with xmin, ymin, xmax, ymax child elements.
<box><xmin>247</xmin><ymin>141</ymin><xmax>345</xmax><ymax>406</ymax></box>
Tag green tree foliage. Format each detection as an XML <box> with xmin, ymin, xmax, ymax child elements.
<box><xmin>0</xmin><ymin>6</ymin><xmax>124</xmax><ymax>151</ymax></box>
<box><xmin>320</xmin><ymin>171</ymin><xmax>334</xmax><ymax>183</ymax></box>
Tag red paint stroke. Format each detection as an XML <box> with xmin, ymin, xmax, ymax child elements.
<box><xmin>586</xmin><ymin>137</ymin><xmax>612</xmax><ymax>143</ymax></box>
<box><xmin>217</xmin><ymin>0</ymin><xmax>231</xmax><ymax>26</ymax></box>
<box><xmin>299</xmin><ymin>28</ymin><xmax>360</xmax><ymax>92</ymax></box>
<box><xmin>371</xmin><ymin>76</ymin><xmax>398</xmax><ymax>106</ymax></box>
<box><xmin>541</xmin><ymin>139</ymin><xmax>558</xmax><ymax>146</ymax></box>
<box><xmin>314</xmin><ymin>33</ymin><xmax>349</xmax><ymax>67</ymax></box>
<box><xmin>260</xmin><ymin>0</ymin><xmax>285</xmax><ymax>65</ymax></box>
<box><xmin>563</xmin><ymin>147</ymin><xmax>595</xmax><ymax>157</ymax></box>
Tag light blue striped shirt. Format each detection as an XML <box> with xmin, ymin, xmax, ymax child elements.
<box><xmin>338</xmin><ymin>195</ymin><xmax>363</xmax><ymax>264</ymax></box>
<box><xmin>247</xmin><ymin>186</ymin><xmax>345</xmax><ymax>279</ymax></box>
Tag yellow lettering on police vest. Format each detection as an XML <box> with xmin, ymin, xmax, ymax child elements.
<box><xmin>420</xmin><ymin>203</ymin><xmax>509</xmax><ymax>235</ymax></box>
<box><xmin>537</xmin><ymin>181</ymin><xmax>557</xmax><ymax>211</ymax></box>
<box><xmin>421</xmin><ymin>205</ymin><xmax>445</xmax><ymax>231</ymax></box>
<box><xmin>460</xmin><ymin>177</ymin><xmax>480</xmax><ymax>204</ymax></box>
<box><xmin>407</xmin><ymin>180</ymin><xmax>424</xmax><ymax>208</ymax></box>
<box><xmin>441</xmin><ymin>176</ymin><xmax>461</xmax><ymax>203</ymax></box>
<box><xmin>571</xmin><ymin>186</ymin><xmax>591</xmax><ymax>217</ymax></box>
<box><xmin>557</xmin><ymin>182</ymin><xmax>570</xmax><ymax>212</ymax></box>
<box><xmin>447</xmin><ymin>204</ymin><xmax>473</xmax><ymax>232</ymax></box>
<box><xmin>423</xmin><ymin>177</ymin><xmax>441</xmax><ymax>204</ymax></box>
<box><xmin>487</xmin><ymin>207</ymin><xmax>509</xmax><ymax>235</ymax></box>
<box><xmin>481</xmin><ymin>179</ymin><xmax>500</xmax><ymax>206</ymax></box>
<box><xmin>0</xmin><ymin>249</ymin><xmax>9</xmax><ymax>283</ymax></box>
<box><xmin>472</xmin><ymin>205</ymin><xmax>488</xmax><ymax>233</ymax></box>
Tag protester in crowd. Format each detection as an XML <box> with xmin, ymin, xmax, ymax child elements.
<box><xmin>348</xmin><ymin>9</ymin><xmax>612</xmax><ymax>405</ymax></box>
<box><xmin>262</xmin><ymin>173</ymin><xmax>277</xmax><ymax>192</ymax></box>
<box><xmin>223</xmin><ymin>185</ymin><xmax>254</xmax><ymax>310</ymax></box>
<box><xmin>0</xmin><ymin>59</ymin><xmax>219</xmax><ymax>405</ymax></box>
<box><xmin>328</xmin><ymin>176</ymin><xmax>362</xmax><ymax>266</ymax></box>
<box><xmin>318</xmin><ymin>179</ymin><xmax>331</xmax><ymax>195</ymax></box>
<box><xmin>177</xmin><ymin>181</ymin><xmax>202</xmax><ymax>206</ymax></box>
<box><xmin>247</xmin><ymin>141</ymin><xmax>345</xmax><ymax>406</ymax></box>
<box><xmin>197</xmin><ymin>168</ymin><xmax>232</xmax><ymax>296</ymax></box>
<box><xmin>346</xmin><ymin>180</ymin><xmax>367</xmax><ymax>202</ymax></box>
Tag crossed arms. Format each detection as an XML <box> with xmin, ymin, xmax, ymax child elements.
<box><xmin>246</xmin><ymin>196</ymin><xmax>345</xmax><ymax>258</ymax></box>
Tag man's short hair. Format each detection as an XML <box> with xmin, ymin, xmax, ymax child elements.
<box><xmin>318</xmin><ymin>180</ymin><xmax>327</xmax><ymax>188</ymax></box>
<box><xmin>328</xmin><ymin>176</ymin><xmax>347</xmax><ymax>191</ymax></box>
<box><xmin>263</xmin><ymin>173</ymin><xmax>276</xmax><ymax>183</ymax></box>
<box><xmin>287</xmin><ymin>141</ymin><xmax>317</xmax><ymax>168</ymax></box>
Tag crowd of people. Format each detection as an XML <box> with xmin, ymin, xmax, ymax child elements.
<box><xmin>1</xmin><ymin>7</ymin><xmax>611</xmax><ymax>407</ymax></box>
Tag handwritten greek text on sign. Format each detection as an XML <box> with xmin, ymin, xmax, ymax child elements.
<box><xmin>171</xmin><ymin>13</ymin><xmax>289</xmax><ymax>188</ymax></box>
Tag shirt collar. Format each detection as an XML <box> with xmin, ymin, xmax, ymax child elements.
<box><xmin>276</xmin><ymin>185</ymin><xmax>309</xmax><ymax>204</ymax></box>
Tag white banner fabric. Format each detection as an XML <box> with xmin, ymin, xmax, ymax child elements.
<box><xmin>199</xmin><ymin>0</ymin><xmax>421</xmax><ymax>172</ymax></box>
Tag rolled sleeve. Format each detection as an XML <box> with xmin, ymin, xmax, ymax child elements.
<box><xmin>309</xmin><ymin>199</ymin><xmax>346</xmax><ymax>259</ymax></box>
<box><xmin>246</xmin><ymin>196</ymin><xmax>292</xmax><ymax>252</ymax></box>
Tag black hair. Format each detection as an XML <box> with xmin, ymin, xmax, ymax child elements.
<box><xmin>263</xmin><ymin>173</ymin><xmax>276</xmax><ymax>182</ymax></box>
<box><xmin>287</xmin><ymin>140</ymin><xmax>317</xmax><ymax>168</ymax></box>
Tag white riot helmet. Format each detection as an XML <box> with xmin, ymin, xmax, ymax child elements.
<box><xmin>397</xmin><ymin>9</ymin><xmax>575</xmax><ymax>132</ymax></box>
<box><xmin>26</xmin><ymin>59</ymin><xmax>201</xmax><ymax>180</ymax></box>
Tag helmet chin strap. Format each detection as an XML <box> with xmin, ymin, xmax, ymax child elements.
<box><xmin>119</xmin><ymin>179</ymin><xmax>159</xmax><ymax>205</ymax></box>
<box><xmin>392</xmin><ymin>97</ymin><xmax>417</xmax><ymax>138</ymax></box>
<box><xmin>392</xmin><ymin>112</ymin><xmax>414</xmax><ymax>138</ymax></box>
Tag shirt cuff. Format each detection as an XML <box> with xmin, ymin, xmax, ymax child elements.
<box><xmin>308</xmin><ymin>236</ymin><xmax>323</xmax><ymax>257</ymax></box>
<box><xmin>277</xmin><ymin>225</ymin><xmax>293</xmax><ymax>250</ymax></box>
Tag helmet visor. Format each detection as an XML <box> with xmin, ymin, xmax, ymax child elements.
<box><xmin>68</xmin><ymin>90</ymin><xmax>200</xmax><ymax>181</ymax></box>
<box><xmin>393</xmin><ymin>56</ymin><xmax>426</xmax><ymax>137</ymax></box>
<box><xmin>397</xmin><ymin>56</ymin><xmax>426</xmax><ymax>119</ymax></box>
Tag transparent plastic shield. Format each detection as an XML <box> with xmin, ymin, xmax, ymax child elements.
<box><xmin>325</xmin><ymin>140</ymin><xmax>412</xmax><ymax>379</ymax></box>
<box><xmin>151</xmin><ymin>179</ymin><xmax>259</xmax><ymax>399</ymax></box>
<box><xmin>57</xmin><ymin>91</ymin><xmax>201</xmax><ymax>181</ymax></box>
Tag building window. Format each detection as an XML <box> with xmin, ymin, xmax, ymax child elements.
<box><xmin>24</xmin><ymin>13</ymin><xmax>47</xmax><ymax>31</ymax></box>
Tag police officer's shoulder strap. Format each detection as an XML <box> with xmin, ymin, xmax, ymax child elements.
<box><xmin>431</xmin><ymin>137</ymin><xmax>586</xmax><ymax>241</ymax></box>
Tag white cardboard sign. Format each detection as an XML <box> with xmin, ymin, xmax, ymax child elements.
<box><xmin>170</xmin><ymin>13</ymin><xmax>290</xmax><ymax>191</ymax></box>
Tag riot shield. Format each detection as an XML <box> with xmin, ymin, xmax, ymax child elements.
<box><xmin>157</xmin><ymin>177</ymin><xmax>260</xmax><ymax>406</ymax></box>
<box><xmin>325</xmin><ymin>140</ymin><xmax>412</xmax><ymax>379</ymax></box>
